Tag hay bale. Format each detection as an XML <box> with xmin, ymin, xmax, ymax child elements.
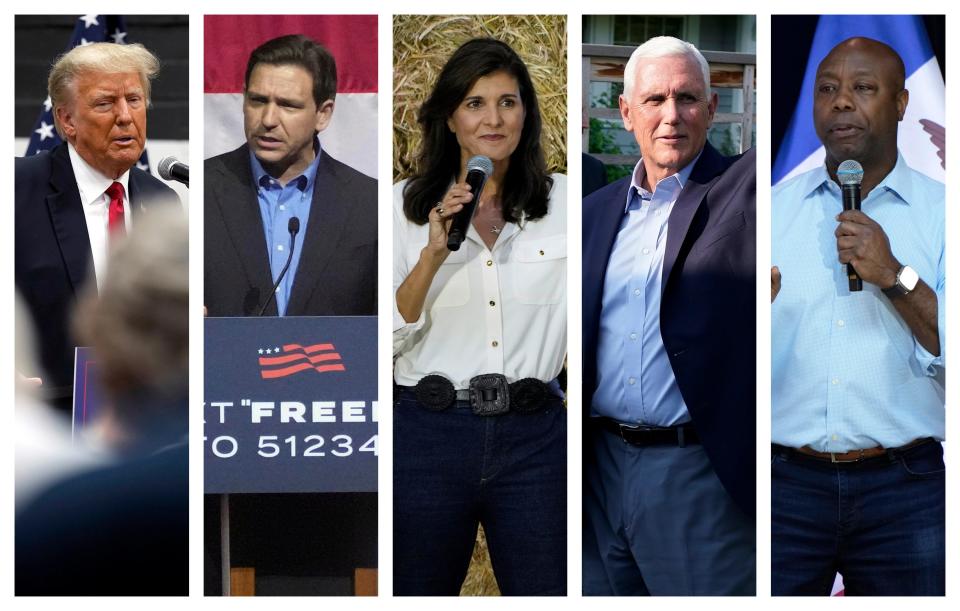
<box><xmin>393</xmin><ymin>15</ymin><xmax>568</xmax><ymax>182</ymax></box>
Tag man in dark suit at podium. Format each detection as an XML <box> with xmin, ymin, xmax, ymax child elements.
<box><xmin>15</xmin><ymin>42</ymin><xmax>179</xmax><ymax>410</ymax></box>
<box><xmin>203</xmin><ymin>34</ymin><xmax>378</xmax><ymax>596</ymax></box>
<box><xmin>204</xmin><ymin>34</ymin><xmax>376</xmax><ymax>317</ymax></box>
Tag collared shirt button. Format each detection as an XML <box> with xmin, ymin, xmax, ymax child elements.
<box><xmin>629</xmin><ymin>332</ymin><xmax>637</xmax><ymax>341</ymax></box>
<box><xmin>489</xmin><ymin>300</ymin><xmax>495</xmax><ymax>307</ymax></box>
<box><xmin>628</xmin><ymin>377</ymin><xmax>636</xmax><ymax>385</ymax></box>
<box><xmin>491</xmin><ymin>340</ymin><xmax>499</xmax><ymax>347</ymax></box>
<box><xmin>277</xmin><ymin>244</ymin><xmax>284</xmax><ymax>251</ymax></box>
<box><xmin>633</xmin><ymin>288</ymin><xmax>641</xmax><ymax>297</ymax></box>
<box><xmin>486</xmin><ymin>259</ymin><xmax>493</xmax><ymax>266</ymax></box>
<box><xmin>279</xmin><ymin>205</ymin><xmax>286</xmax><ymax>211</ymax></box>
<box><xmin>831</xmin><ymin>434</ymin><xmax>838</xmax><ymax>441</ymax></box>
<box><xmin>831</xmin><ymin>377</ymin><xmax>840</xmax><ymax>385</ymax></box>
<box><xmin>837</xmin><ymin>319</ymin><xmax>845</xmax><ymax>327</ymax></box>
<box><xmin>642</xmin><ymin>247</ymin><xmax>650</xmax><ymax>255</ymax></box>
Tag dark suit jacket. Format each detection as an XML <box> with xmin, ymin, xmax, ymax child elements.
<box><xmin>204</xmin><ymin>144</ymin><xmax>377</xmax><ymax>316</ymax></box>
<box><xmin>582</xmin><ymin>152</ymin><xmax>607</xmax><ymax>198</ymax></box>
<box><xmin>583</xmin><ymin>144</ymin><xmax>756</xmax><ymax>516</ymax></box>
<box><xmin>15</xmin><ymin>143</ymin><xmax>180</xmax><ymax>398</ymax></box>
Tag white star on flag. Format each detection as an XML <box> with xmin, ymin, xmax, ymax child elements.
<box><xmin>274</xmin><ymin>347</ymin><xmax>280</xmax><ymax>353</ymax></box>
<box><xmin>34</xmin><ymin>121</ymin><xmax>55</xmax><ymax>141</ymax></box>
<box><xmin>80</xmin><ymin>15</ymin><xmax>99</xmax><ymax>28</ymax></box>
<box><xmin>258</xmin><ymin>348</ymin><xmax>264</xmax><ymax>355</ymax></box>
<box><xmin>265</xmin><ymin>348</ymin><xmax>272</xmax><ymax>354</ymax></box>
<box><xmin>43</xmin><ymin>97</ymin><xmax>52</xmax><ymax>112</ymax></box>
<box><xmin>111</xmin><ymin>29</ymin><xmax>127</xmax><ymax>44</ymax></box>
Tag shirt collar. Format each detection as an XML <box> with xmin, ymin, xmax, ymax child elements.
<box><xmin>800</xmin><ymin>150</ymin><xmax>914</xmax><ymax>206</ymax></box>
<box><xmin>249</xmin><ymin>138</ymin><xmax>322</xmax><ymax>193</ymax></box>
<box><xmin>67</xmin><ymin>142</ymin><xmax>131</xmax><ymax>207</ymax></box>
<box><xmin>625</xmin><ymin>149</ymin><xmax>702</xmax><ymax>213</ymax></box>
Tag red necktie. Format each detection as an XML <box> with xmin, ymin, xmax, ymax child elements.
<box><xmin>106</xmin><ymin>181</ymin><xmax>126</xmax><ymax>237</ymax></box>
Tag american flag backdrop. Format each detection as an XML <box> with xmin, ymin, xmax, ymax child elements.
<box><xmin>26</xmin><ymin>14</ymin><xmax>151</xmax><ymax>173</ymax></box>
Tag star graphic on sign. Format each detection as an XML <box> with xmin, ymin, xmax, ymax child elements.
<box><xmin>258</xmin><ymin>348</ymin><xmax>264</xmax><ymax>355</ymax></box>
<box><xmin>34</xmin><ymin>121</ymin><xmax>55</xmax><ymax>141</ymax></box>
<box><xmin>265</xmin><ymin>348</ymin><xmax>272</xmax><ymax>354</ymax></box>
<box><xmin>43</xmin><ymin>96</ymin><xmax>52</xmax><ymax>112</ymax></box>
<box><xmin>111</xmin><ymin>29</ymin><xmax>127</xmax><ymax>44</ymax></box>
<box><xmin>274</xmin><ymin>347</ymin><xmax>280</xmax><ymax>353</ymax></box>
<box><xmin>80</xmin><ymin>15</ymin><xmax>99</xmax><ymax>28</ymax></box>
<box><xmin>136</xmin><ymin>161</ymin><xmax>149</xmax><ymax>172</ymax></box>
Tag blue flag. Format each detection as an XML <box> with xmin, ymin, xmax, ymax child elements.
<box><xmin>26</xmin><ymin>14</ymin><xmax>151</xmax><ymax>173</ymax></box>
<box><xmin>774</xmin><ymin>15</ymin><xmax>944</xmax><ymax>185</ymax></box>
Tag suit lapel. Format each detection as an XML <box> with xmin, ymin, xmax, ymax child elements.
<box><xmin>662</xmin><ymin>143</ymin><xmax>726</xmax><ymax>290</ymax></box>
<box><xmin>584</xmin><ymin>179</ymin><xmax>630</xmax><ymax>319</ymax></box>
<box><xmin>286</xmin><ymin>152</ymin><xmax>351</xmax><ymax>315</ymax></box>
<box><xmin>215</xmin><ymin>146</ymin><xmax>278</xmax><ymax>315</ymax></box>
<box><xmin>47</xmin><ymin>144</ymin><xmax>92</xmax><ymax>292</ymax></box>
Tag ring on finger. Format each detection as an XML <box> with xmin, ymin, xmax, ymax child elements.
<box><xmin>435</xmin><ymin>202</ymin><xmax>445</xmax><ymax>217</ymax></box>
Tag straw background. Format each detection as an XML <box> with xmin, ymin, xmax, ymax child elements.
<box><xmin>393</xmin><ymin>14</ymin><xmax>568</xmax><ymax>183</ymax></box>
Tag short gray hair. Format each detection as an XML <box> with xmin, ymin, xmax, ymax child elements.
<box><xmin>623</xmin><ymin>36</ymin><xmax>711</xmax><ymax>99</ymax></box>
<box><xmin>48</xmin><ymin>42</ymin><xmax>160</xmax><ymax>137</ymax></box>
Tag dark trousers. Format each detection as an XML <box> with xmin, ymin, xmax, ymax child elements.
<box><xmin>392</xmin><ymin>390</ymin><xmax>567</xmax><ymax>595</ymax></box>
<box><xmin>583</xmin><ymin>427</ymin><xmax>755</xmax><ymax>595</ymax></box>
<box><xmin>771</xmin><ymin>440</ymin><xmax>945</xmax><ymax>596</ymax></box>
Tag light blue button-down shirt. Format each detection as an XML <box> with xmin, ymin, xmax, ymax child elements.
<box><xmin>592</xmin><ymin>155</ymin><xmax>699</xmax><ymax>426</ymax></box>
<box><xmin>250</xmin><ymin>141</ymin><xmax>321</xmax><ymax>316</ymax></box>
<box><xmin>772</xmin><ymin>153</ymin><xmax>945</xmax><ymax>452</ymax></box>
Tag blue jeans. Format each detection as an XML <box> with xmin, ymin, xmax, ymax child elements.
<box><xmin>393</xmin><ymin>390</ymin><xmax>567</xmax><ymax>595</ymax></box>
<box><xmin>771</xmin><ymin>440</ymin><xmax>945</xmax><ymax>596</ymax></box>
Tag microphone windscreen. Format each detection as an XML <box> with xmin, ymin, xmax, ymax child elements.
<box><xmin>466</xmin><ymin>155</ymin><xmax>493</xmax><ymax>177</ymax></box>
<box><xmin>288</xmin><ymin>216</ymin><xmax>301</xmax><ymax>234</ymax></box>
<box><xmin>837</xmin><ymin>159</ymin><xmax>864</xmax><ymax>186</ymax></box>
<box><xmin>158</xmin><ymin>156</ymin><xmax>178</xmax><ymax>180</ymax></box>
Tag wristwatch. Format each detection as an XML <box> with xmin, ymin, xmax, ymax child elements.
<box><xmin>883</xmin><ymin>265</ymin><xmax>919</xmax><ymax>297</ymax></box>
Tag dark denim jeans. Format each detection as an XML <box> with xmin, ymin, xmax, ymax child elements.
<box><xmin>393</xmin><ymin>390</ymin><xmax>567</xmax><ymax>595</ymax></box>
<box><xmin>771</xmin><ymin>440</ymin><xmax>945</xmax><ymax>596</ymax></box>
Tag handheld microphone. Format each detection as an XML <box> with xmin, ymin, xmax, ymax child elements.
<box><xmin>838</xmin><ymin>159</ymin><xmax>863</xmax><ymax>292</ymax></box>
<box><xmin>447</xmin><ymin>155</ymin><xmax>493</xmax><ymax>251</ymax></box>
<box><xmin>158</xmin><ymin>157</ymin><xmax>190</xmax><ymax>187</ymax></box>
<box><xmin>257</xmin><ymin>216</ymin><xmax>300</xmax><ymax>316</ymax></box>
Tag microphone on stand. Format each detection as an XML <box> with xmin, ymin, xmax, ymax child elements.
<box><xmin>257</xmin><ymin>217</ymin><xmax>300</xmax><ymax>316</ymax></box>
<box><xmin>158</xmin><ymin>157</ymin><xmax>190</xmax><ymax>187</ymax></box>
<box><xmin>838</xmin><ymin>159</ymin><xmax>864</xmax><ymax>292</ymax></box>
<box><xmin>447</xmin><ymin>155</ymin><xmax>493</xmax><ymax>251</ymax></box>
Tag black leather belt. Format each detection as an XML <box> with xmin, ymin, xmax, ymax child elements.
<box><xmin>401</xmin><ymin>374</ymin><xmax>557</xmax><ymax>416</ymax></box>
<box><xmin>594</xmin><ymin>417</ymin><xmax>700</xmax><ymax>447</ymax></box>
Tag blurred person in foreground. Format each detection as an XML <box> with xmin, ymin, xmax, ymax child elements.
<box><xmin>16</xmin><ymin>41</ymin><xmax>180</xmax><ymax>412</ymax></box>
<box><xmin>393</xmin><ymin>38</ymin><xmax>567</xmax><ymax>595</ymax></box>
<box><xmin>771</xmin><ymin>36</ymin><xmax>944</xmax><ymax>596</ymax></box>
<box><xmin>582</xmin><ymin>36</ymin><xmax>756</xmax><ymax>595</ymax></box>
<box><xmin>16</xmin><ymin>208</ymin><xmax>188</xmax><ymax>596</ymax></box>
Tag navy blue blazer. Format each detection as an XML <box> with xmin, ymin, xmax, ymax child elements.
<box><xmin>583</xmin><ymin>143</ymin><xmax>756</xmax><ymax>517</ymax></box>
<box><xmin>15</xmin><ymin>143</ymin><xmax>179</xmax><ymax>398</ymax></box>
<box><xmin>204</xmin><ymin>144</ymin><xmax>377</xmax><ymax>317</ymax></box>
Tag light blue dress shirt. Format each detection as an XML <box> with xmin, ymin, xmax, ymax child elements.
<box><xmin>592</xmin><ymin>155</ymin><xmax>699</xmax><ymax>426</ymax></box>
<box><xmin>771</xmin><ymin>153</ymin><xmax>945</xmax><ymax>452</ymax></box>
<box><xmin>249</xmin><ymin>141</ymin><xmax>321</xmax><ymax>316</ymax></box>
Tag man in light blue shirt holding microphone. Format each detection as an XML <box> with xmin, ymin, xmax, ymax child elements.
<box><xmin>771</xmin><ymin>37</ymin><xmax>944</xmax><ymax>596</ymax></box>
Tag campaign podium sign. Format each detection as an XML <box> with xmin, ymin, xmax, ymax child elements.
<box><xmin>204</xmin><ymin>317</ymin><xmax>377</xmax><ymax>493</ymax></box>
<box><xmin>72</xmin><ymin>347</ymin><xmax>103</xmax><ymax>433</ymax></box>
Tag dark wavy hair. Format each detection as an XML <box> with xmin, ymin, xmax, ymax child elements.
<box><xmin>245</xmin><ymin>34</ymin><xmax>337</xmax><ymax>107</ymax></box>
<box><xmin>402</xmin><ymin>38</ymin><xmax>553</xmax><ymax>225</ymax></box>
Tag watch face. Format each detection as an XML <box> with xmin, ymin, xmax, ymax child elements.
<box><xmin>900</xmin><ymin>266</ymin><xmax>920</xmax><ymax>291</ymax></box>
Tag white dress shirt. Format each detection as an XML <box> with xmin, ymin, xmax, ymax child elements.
<box><xmin>393</xmin><ymin>174</ymin><xmax>567</xmax><ymax>389</ymax></box>
<box><xmin>68</xmin><ymin>142</ymin><xmax>132</xmax><ymax>289</ymax></box>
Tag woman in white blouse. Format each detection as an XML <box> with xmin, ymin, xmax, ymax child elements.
<box><xmin>393</xmin><ymin>38</ymin><xmax>566</xmax><ymax>596</ymax></box>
